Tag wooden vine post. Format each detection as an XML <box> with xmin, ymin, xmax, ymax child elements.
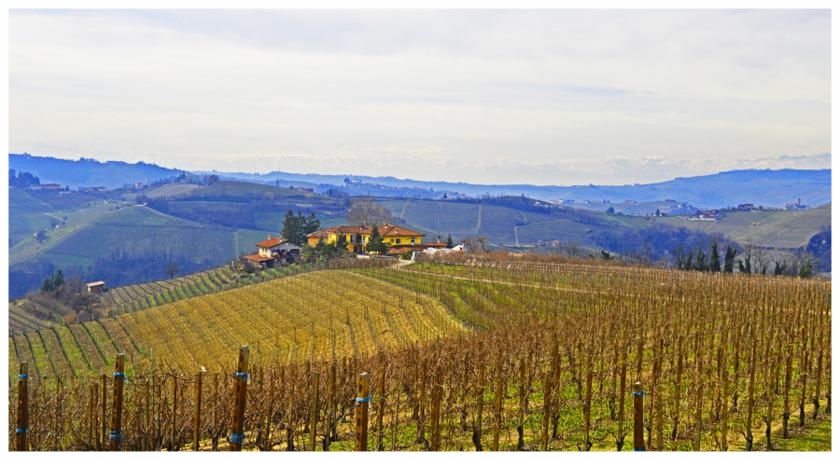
<box><xmin>430</xmin><ymin>376</ymin><xmax>443</xmax><ymax>451</ymax></box>
<box><xmin>193</xmin><ymin>368</ymin><xmax>205</xmax><ymax>451</ymax></box>
<box><xmin>633</xmin><ymin>381</ymin><xmax>646</xmax><ymax>451</ymax></box>
<box><xmin>354</xmin><ymin>372</ymin><xmax>371</xmax><ymax>451</ymax></box>
<box><xmin>15</xmin><ymin>362</ymin><xmax>29</xmax><ymax>451</ymax></box>
<box><xmin>101</xmin><ymin>373</ymin><xmax>108</xmax><ymax>449</ymax></box>
<box><xmin>229</xmin><ymin>345</ymin><xmax>250</xmax><ymax>451</ymax></box>
<box><xmin>309</xmin><ymin>370</ymin><xmax>320</xmax><ymax>451</ymax></box>
<box><xmin>109</xmin><ymin>353</ymin><xmax>126</xmax><ymax>451</ymax></box>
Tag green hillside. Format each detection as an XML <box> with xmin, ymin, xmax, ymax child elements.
<box><xmin>381</xmin><ymin>198</ymin><xmax>650</xmax><ymax>247</ymax></box>
<box><xmin>9</xmin><ymin>205</ymin><xmax>268</xmax><ymax>299</ymax></box>
<box><xmin>662</xmin><ymin>204</ymin><xmax>831</xmax><ymax>248</ymax></box>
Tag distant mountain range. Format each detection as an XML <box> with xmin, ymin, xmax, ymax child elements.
<box><xmin>9</xmin><ymin>153</ymin><xmax>183</xmax><ymax>189</ymax></box>
<box><xmin>9</xmin><ymin>153</ymin><xmax>831</xmax><ymax>209</ymax></box>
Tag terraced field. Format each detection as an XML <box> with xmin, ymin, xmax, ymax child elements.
<box><xmin>8</xmin><ymin>270</ymin><xmax>466</xmax><ymax>382</ymax></box>
<box><xmin>9</xmin><ymin>263</ymin><xmax>319</xmax><ymax>335</ymax></box>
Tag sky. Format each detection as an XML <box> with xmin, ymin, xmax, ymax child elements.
<box><xmin>7</xmin><ymin>8</ymin><xmax>832</xmax><ymax>186</ymax></box>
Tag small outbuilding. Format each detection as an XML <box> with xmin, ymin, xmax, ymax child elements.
<box><xmin>86</xmin><ymin>280</ymin><xmax>106</xmax><ymax>294</ymax></box>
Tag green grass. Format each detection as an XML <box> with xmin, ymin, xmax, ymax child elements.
<box><xmin>9</xmin><ymin>199</ymin><xmax>117</xmax><ymax>265</ymax></box>
<box><xmin>774</xmin><ymin>415</ymin><xmax>831</xmax><ymax>451</ymax></box>
<box><xmin>662</xmin><ymin>205</ymin><xmax>830</xmax><ymax>249</ymax></box>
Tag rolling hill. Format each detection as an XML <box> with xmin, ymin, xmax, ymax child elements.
<box><xmin>380</xmin><ymin>197</ymin><xmax>652</xmax><ymax>248</ymax></box>
<box><xmin>9</xmin><ymin>153</ymin><xmax>182</xmax><ymax>189</ymax></box>
<box><xmin>8</xmin><ymin>203</ymin><xmax>268</xmax><ymax>299</ymax></box>
<box><xmin>8</xmin><ymin>269</ymin><xmax>466</xmax><ymax>381</ymax></box>
<box><xmin>11</xmin><ymin>153</ymin><xmax>830</xmax><ymax>210</ymax></box>
<box><xmin>222</xmin><ymin>167</ymin><xmax>831</xmax><ymax>210</ymax></box>
<box><xmin>662</xmin><ymin>204</ymin><xmax>831</xmax><ymax>249</ymax></box>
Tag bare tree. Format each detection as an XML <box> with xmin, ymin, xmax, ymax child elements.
<box><xmin>347</xmin><ymin>199</ymin><xmax>393</xmax><ymax>226</ymax></box>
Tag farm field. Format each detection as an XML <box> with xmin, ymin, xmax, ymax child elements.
<box><xmin>7</xmin><ymin>258</ymin><xmax>830</xmax><ymax>451</ymax></box>
<box><xmin>8</xmin><ymin>269</ymin><xmax>466</xmax><ymax>381</ymax></box>
<box><xmin>662</xmin><ymin>204</ymin><xmax>831</xmax><ymax>249</ymax></box>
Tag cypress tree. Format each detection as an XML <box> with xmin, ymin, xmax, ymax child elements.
<box><xmin>281</xmin><ymin>210</ymin><xmax>298</xmax><ymax>243</ymax></box>
<box><xmin>710</xmin><ymin>242</ymin><xmax>721</xmax><ymax>272</ymax></box>
<box><xmin>723</xmin><ymin>246</ymin><xmax>736</xmax><ymax>273</ymax></box>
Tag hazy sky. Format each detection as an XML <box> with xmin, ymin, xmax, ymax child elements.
<box><xmin>8</xmin><ymin>9</ymin><xmax>831</xmax><ymax>185</ymax></box>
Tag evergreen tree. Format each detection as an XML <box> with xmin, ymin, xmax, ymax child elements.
<box><xmin>281</xmin><ymin>210</ymin><xmax>298</xmax><ymax>243</ymax></box>
<box><xmin>694</xmin><ymin>248</ymin><xmax>707</xmax><ymax>271</ymax></box>
<box><xmin>446</xmin><ymin>234</ymin><xmax>454</xmax><ymax>249</ymax></box>
<box><xmin>709</xmin><ymin>241</ymin><xmax>721</xmax><ymax>272</ymax></box>
<box><xmin>723</xmin><ymin>246</ymin><xmax>736</xmax><ymax>273</ymax></box>
<box><xmin>335</xmin><ymin>234</ymin><xmax>347</xmax><ymax>252</ymax></box>
<box><xmin>365</xmin><ymin>226</ymin><xmax>388</xmax><ymax>254</ymax></box>
<box><xmin>303</xmin><ymin>212</ymin><xmax>320</xmax><ymax>235</ymax></box>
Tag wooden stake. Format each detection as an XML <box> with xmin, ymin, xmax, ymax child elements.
<box><xmin>101</xmin><ymin>373</ymin><xmax>107</xmax><ymax>449</ymax></box>
<box><xmin>355</xmin><ymin>372</ymin><xmax>370</xmax><ymax>451</ymax></box>
<box><xmin>430</xmin><ymin>377</ymin><xmax>442</xmax><ymax>451</ymax></box>
<box><xmin>376</xmin><ymin>354</ymin><xmax>386</xmax><ymax>451</ymax></box>
<box><xmin>633</xmin><ymin>381</ymin><xmax>645</xmax><ymax>451</ymax></box>
<box><xmin>309</xmin><ymin>370</ymin><xmax>320</xmax><ymax>451</ymax></box>
<box><xmin>171</xmin><ymin>376</ymin><xmax>179</xmax><ymax>450</ymax></box>
<box><xmin>15</xmin><ymin>362</ymin><xmax>29</xmax><ymax>451</ymax></box>
<box><xmin>229</xmin><ymin>345</ymin><xmax>250</xmax><ymax>451</ymax></box>
<box><xmin>193</xmin><ymin>368</ymin><xmax>205</xmax><ymax>451</ymax></box>
<box><xmin>109</xmin><ymin>353</ymin><xmax>126</xmax><ymax>451</ymax></box>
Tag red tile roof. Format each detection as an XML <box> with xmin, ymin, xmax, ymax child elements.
<box><xmin>306</xmin><ymin>224</ymin><xmax>424</xmax><ymax>238</ymax></box>
<box><xmin>256</xmin><ymin>237</ymin><xmax>286</xmax><ymax>248</ymax></box>
<box><xmin>242</xmin><ymin>253</ymin><xmax>273</xmax><ymax>263</ymax></box>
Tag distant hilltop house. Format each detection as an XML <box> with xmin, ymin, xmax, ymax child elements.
<box><xmin>30</xmin><ymin>183</ymin><xmax>64</xmax><ymax>191</ymax></box>
<box><xmin>307</xmin><ymin>223</ymin><xmax>447</xmax><ymax>255</ymax></box>
<box><xmin>689</xmin><ymin>210</ymin><xmax>720</xmax><ymax>222</ymax></box>
<box><xmin>242</xmin><ymin>236</ymin><xmax>302</xmax><ymax>268</ymax></box>
<box><xmin>786</xmin><ymin>198</ymin><xmax>808</xmax><ymax>210</ymax></box>
<box><xmin>86</xmin><ymin>280</ymin><xmax>106</xmax><ymax>294</ymax></box>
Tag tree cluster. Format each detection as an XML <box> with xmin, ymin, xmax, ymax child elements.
<box><xmin>38</xmin><ymin>270</ymin><xmax>95</xmax><ymax>322</ymax></box>
<box><xmin>281</xmin><ymin>210</ymin><xmax>321</xmax><ymax>246</ymax></box>
<box><xmin>676</xmin><ymin>241</ymin><xmax>737</xmax><ymax>273</ymax></box>
<box><xmin>9</xmin><ymin>169</ymin><xmax>41</xmax><ymax>188</ymax></box>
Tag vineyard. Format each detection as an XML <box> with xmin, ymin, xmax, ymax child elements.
<box><xmin>99</xmin><ymin>263</ymin><xmax>323</xmax><ymax>315</ymax></box>
<box><xmin>8</xmin><ymin>258</ymin><xmax>832</xmax><ymax>451</ymax></box>
<box><xmin>9</xmin><ymin>262</ymin><xmax>325</xmax><ymax>335</ymax></box>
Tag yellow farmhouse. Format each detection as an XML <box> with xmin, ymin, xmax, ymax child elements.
<box><xmin>306</xmin><ymin>223</ymin><xmax>446</xmax><ymax>255</ymax></box>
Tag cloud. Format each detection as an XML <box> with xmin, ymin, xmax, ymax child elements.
<box><xmin>8</xmin><ymin>9</ymin><xmax>831</xmax><ymax>186</ymax></box>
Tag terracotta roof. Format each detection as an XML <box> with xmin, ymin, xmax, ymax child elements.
<box><xmin>242</xmin><ymin>253</ymin><xmax>273</xmax><ymax>263</ymax></box>
<box><xmin>307</xmin><ymin>224</ymin><xmax>424</xmax><ymax>238</ymax></box>
<box><xmin>380</xmin><ymin>224</ymin><xmax>423</xmax><ymax>237</ymax></box>
<box><xmin>387</xmin><ymin>247</ymin><xmax>416</xmax><ymax>254</ymax></box>
<box><xmin>256</xmin><ymin>237</ymin><xmax>286</xmax><ymax>248</ymax></box>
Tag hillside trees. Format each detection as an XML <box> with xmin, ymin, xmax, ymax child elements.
<box><xmin>9</xmin><ymin>169</ymin><xmax>41</xmax><ymax>188</ymax></box>
<box><xmin>282</xmin><ymin>210</ymin><xmax>320</xmax><ymax>245</ymax></box>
